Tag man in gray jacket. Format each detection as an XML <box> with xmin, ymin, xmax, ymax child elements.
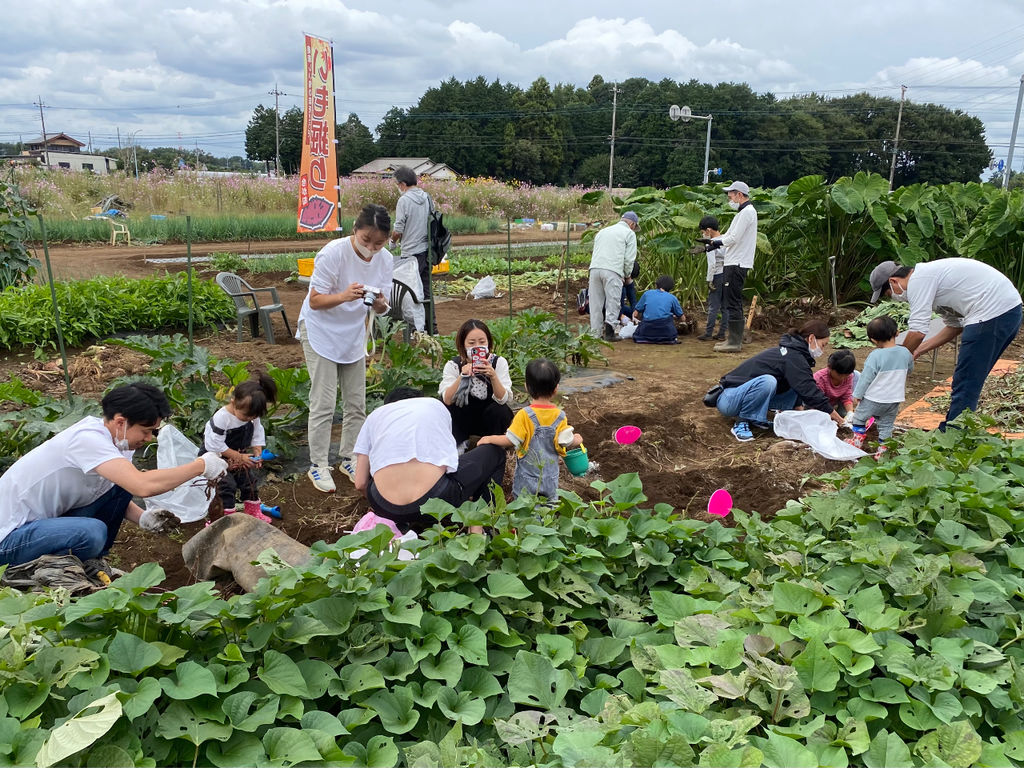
<box><xmin>391</xmin><ymin>166</ymin><xmax>435</xmax><ymax>332</ymax></box>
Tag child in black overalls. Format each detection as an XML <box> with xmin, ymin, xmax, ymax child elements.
<box><xmin>200</xmin><ymin>373</ymin><xmax>277</xmax><ymax>512</ymax></box>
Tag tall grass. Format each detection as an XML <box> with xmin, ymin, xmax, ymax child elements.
<box><xmin>30</xmin><ymin>213</ymin><xmax>505</xmax><ymax>244</ymax></box>
<box><xmin>14</xmin><ymin>166</ymin><xmax>614</xmax><ymax>229</ymax></box>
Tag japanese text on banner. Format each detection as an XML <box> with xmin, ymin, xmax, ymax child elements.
<box><xmin>297</xmin><ymin>34</ymin><xmax>339</xmax><ymax>232</ymax></box>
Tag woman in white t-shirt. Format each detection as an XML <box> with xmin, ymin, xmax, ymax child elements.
<box><xmin>297</xmin><ymin>204</ymin><xmax>394</xmax><ymax>493</ymax></box>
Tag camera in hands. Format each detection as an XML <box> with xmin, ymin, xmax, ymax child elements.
<box><xmin>362</xmin><ymin>286</ymin><xmax>381</xmax><ymax>306</ymax></box>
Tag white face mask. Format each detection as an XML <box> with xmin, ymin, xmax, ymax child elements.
<box><xmin>889</xmin><ymin>280</ymin><xmax>908</xmax><ymax>302</ymax></box>
<box><xmin>352</xmin><ymin>236</ymin><xmax>380</xmax><ymax>261</ymax></box>
<box><xmin>728</xmin><ymin>200</ymin><xmax>740</xmax><ymax>210</ymax></box>
<box><xmin>809</xmin><ymin>338</ymin><xmax>824</xmax><ymax>359</ymax></box>
<box><xmin>115</xmin><ymin>422</ymin><xmax>130</xmax><ymax>451</ymax></box>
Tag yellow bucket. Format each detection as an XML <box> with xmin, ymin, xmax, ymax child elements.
<box><xmin>432</xmin><ymin>258</ymin><xmax>450</xmax><ymax>275</ymax></box>
<box><xmin>297</xmin><ymin>258</ymin><xmax>314</xmax><ymax>277</ymax></box>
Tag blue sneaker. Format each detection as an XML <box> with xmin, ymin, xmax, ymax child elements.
<box><xmin>731</xmin><ymin>422</ymin><xmax>754</xmax><ymax>442</ymax></box>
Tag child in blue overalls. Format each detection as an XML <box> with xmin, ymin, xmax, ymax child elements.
<box><xmin>478</xmin><ymin>358</ymin><xmax>583</xmax><ymax>500</ymax></box>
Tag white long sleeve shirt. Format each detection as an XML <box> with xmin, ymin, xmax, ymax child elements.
<box><xmin>588</xmin><ymin>220</ymin><xmax>637</xmax><ymax>278</ymax></box>
<box><xmin>719</xmin><ymin>202</ymin><xmax>758</xmax><ymax>269</ymax></box>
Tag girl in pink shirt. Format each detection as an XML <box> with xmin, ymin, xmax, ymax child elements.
<box><xmin>813</xmin><ymin>349</ymin><xmax>856</xmax><ymax>416</ymax></box>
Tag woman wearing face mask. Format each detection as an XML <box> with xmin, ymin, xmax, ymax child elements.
<box><xmin>298</xmin><ymin>204</ymin><xmax>394</xmax><ymax>493</ymax></box>
<box><xmin>439</xmin><ymin>319</ymin><xmax>514</xmax><ymax>452</ymax></box>
<box><xmin>714</xmin><ymin>319</ymin><xmax>844</xmax><ymax>442</ymax></box>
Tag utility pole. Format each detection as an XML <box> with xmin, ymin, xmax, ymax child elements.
<box><xmin>87</xmin><ymin>130</ymin><xmax>92</xmax><ymax>153</ymax></box>
<box><xmin>117</xmin><ymin>127</ymin><xmax>123</xmax><ymax>173</ymax></box>
<box><xmin>888</xmin><ymin>85</ymin><xmax>907</xmax><ymax>191</ymax></box>
<box><xmin>1004</xmin><ymin>74</ymin><xmax>1024</xmax><ymax>190</ymax></box>
<box><xmin>195</xmin><ymin>140</ymin><xmax>201</xmax><ymax>171</ymax></box>
<box><xmin>35</xmin><ymin>96</ymin><xmax>48</xmax><ymax>169</ymax></box>
<box><xmin>608</xmin><ymin>84</ymin><xmax>619</xmax><ymax>190</ymax></box>
<box><xmin>269</xmin><ymin>83</ymin><xmax>286</xmax><ymax>176</ymax></box>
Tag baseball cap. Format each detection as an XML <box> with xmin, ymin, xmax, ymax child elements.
<box><xmin>869</xmin><ymin>260</ymin><xmax>901</xmax><ymax>303</ymax></box>
<box><xmin>621</xmin><ymin>211</ymin><xmax>639</xmax><ymax>225</ymax></box>
<box><xmin>723</xmin><ymin>181</ymin><xmax>750</xmax><ymax>196</ymax></box>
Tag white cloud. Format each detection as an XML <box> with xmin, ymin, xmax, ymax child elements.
<box><xmin>0</xmin><ymin>0</ymin><xmax>1020</xmax><ymax>159</ymax></box>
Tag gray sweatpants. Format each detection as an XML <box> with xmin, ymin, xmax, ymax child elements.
<box><xmin>852</xmin><ymin>398</ymin><xmax>901</xmax><ymax>440</ymax></box>
<box><xmin>299</xmin><ymin>321</ymin><xmax>367</xmax><ymax>468</ymax></box>
<box><xmin>589</xmin><ymin>268</ymin><xmax>623</xmax><ymax>337</ymax></box>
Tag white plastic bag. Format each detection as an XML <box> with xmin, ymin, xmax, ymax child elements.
<box><xmin>772</xmin><ymin>409</ymin><xmax>867</xmax><ymax>461</ymax></box>
<box><xmin>146</xmin><ymin>424</ymin><xmax>210</xmax><ymax>522</ymax></box>
<box><xmin>470</xmin><ymin>276</ymin><xmax>496</xmax><ymax>299</ymax></box>
<box><xmin>393</xmin><ymin>257</ymin><xmax>425</xmax><ymax>331</ymax></box>
<box><xmin>618</xmin><ymin>320</ymin><xmax>637</xmax><ymax>339</ymax></box>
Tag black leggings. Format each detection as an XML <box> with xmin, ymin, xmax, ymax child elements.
<box><xmin>367</xmin><ymin>444</ymin><xmax>506</xmax><ymax>533</ymax></box>
<box><xmin>449</xmin><ymin>398</ymin><xmax>514</xmax><ymax>444</ymax></box>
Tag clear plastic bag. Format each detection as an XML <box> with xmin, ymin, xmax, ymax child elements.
<box><xmin>772</xmin><ymin>409</ymin><xmax>867</xmax><ymax>461</ymax></box>
<box><xmin>146</xmin><ymin>424</ymin><xmax>210</xmax><ymax>523</ymax></box>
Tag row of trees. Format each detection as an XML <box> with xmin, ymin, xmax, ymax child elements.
<box><xmin>244</xmin><ymin>75</ymin><xmax>992</xmax><ymax>189</ymax></box>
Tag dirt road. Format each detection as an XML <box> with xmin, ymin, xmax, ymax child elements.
<box><xmin>34</xmin><ymin>230</ymin><xmax>583</xmax><ymax>281</ymax></box>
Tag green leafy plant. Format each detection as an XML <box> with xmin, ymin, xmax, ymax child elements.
<box><xmin>0</xmin><ymin>179</ymin><xmax>40</xmax><ymax>291</ymax></box>
<box><xmin>0</xmin><ymin>273</ymin><xmax>235</xmax><ymax>351</ymax></box>
<box><xmin>3</xmin><ymin>419</ymin><xmax>1024</xmax><ymax>765</ymax></box>
<box><xmin>830</xmin><ymin>300</ymin><xmax>911</xmax><ymax>348</ymax></box>
<box><xmin>209</xmin><ymin>251</ymin><xmax>246</xmax><ymax>273</ymax></box>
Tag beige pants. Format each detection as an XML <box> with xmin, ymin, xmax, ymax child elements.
<box><xmin>299</xmin><ymin>321</ymin><xmax>366</xmax><ymax>468</ymax></box>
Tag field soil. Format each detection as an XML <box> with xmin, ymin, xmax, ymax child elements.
<box><xmin>35</xmin><ymin>230</ymin><xmax>581</xmax><ymax>281</ymax></box>
<box><xmin>6</xmin><ymin>242</ymin><xmax>1020</xmax><ymax>592</ymax></box>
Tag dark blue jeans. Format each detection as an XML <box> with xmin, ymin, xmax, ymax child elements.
<box><xmin>0</xmin><ymin>485</ymin><xmax>131</xmax><ymax>567</ymax></box>
<box><xmin>716</xmin><ymin>374</ymin><xmax>798</xmax><ymax>425</ymax></box>
<box><xmin>621</xmin><ymin>281</ymin><xmax>638</xmax><ymax>317</ymax></box>
<box><xmin>942</xmin><ymin>304</ymin><xmax>1023</xmax><ymax>429</ymax></box>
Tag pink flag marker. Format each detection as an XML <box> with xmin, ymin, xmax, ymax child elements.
<box><xmin>707</xmin><ymin>488</ymin><xmax>733</xmax><ymax>517</ymax></box>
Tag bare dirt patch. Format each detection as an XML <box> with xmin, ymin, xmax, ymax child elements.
<box><xmin>7</xmin><ymin>243</ymin><xmax>1024</xmax><ymax>590</ymax></box>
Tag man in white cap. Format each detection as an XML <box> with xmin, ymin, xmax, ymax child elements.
<box><xmin>869</xmin><ymin>258</ymin><xmax>1022</xmax><ymax>430</ymax></box>
<box><xmin>700</xmin><ymin>181</ymin><xmax>757</xmax><ymax>352</ymax></box>
<box><xmin>588</xmin><ymin>211</ymin><xmax>639</xmax><ymax>341</ymax></box>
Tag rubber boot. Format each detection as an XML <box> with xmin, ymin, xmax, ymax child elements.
<box><xmin>714</xmin><ymin>319</ymin><xmax>744</xmax><ymax>352</ymax></box>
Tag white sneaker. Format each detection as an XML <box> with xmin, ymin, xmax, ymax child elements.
<box><xmin>337</xmin><ymin>459</ymin><xmax>356</xmax><ymax>484</ymax></box>
<box><xmin>308</xmin><ymin>465</ymin><xmax>336</xmax><ymax>493</ymax></box>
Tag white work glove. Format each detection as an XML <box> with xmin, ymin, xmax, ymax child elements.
<box><xmin>139</xmin><ymin>507</ymin><xmax>180</xmax><ymax>534</ymax></box>
<box><xmin>200</xmin><ymin>452</ymin><xmax>229</xmax><ymax>480</ymax></box>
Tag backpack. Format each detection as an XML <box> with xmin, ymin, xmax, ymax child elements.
<box><xmin>428</xmin><ymin>197</ymin><xmax>451</xmax><ymax>266</ymax></box>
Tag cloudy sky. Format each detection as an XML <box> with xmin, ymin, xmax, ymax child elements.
<box><xmin>2</xmin><ymin>0</ymin><xmax>1023</xmax><ymax>174</ymax></box>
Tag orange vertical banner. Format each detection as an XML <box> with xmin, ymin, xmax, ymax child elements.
<box><xmin>297</xmin><ymin>34</ymin><xmax>339</xmax><ymax>232</ymax></box>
